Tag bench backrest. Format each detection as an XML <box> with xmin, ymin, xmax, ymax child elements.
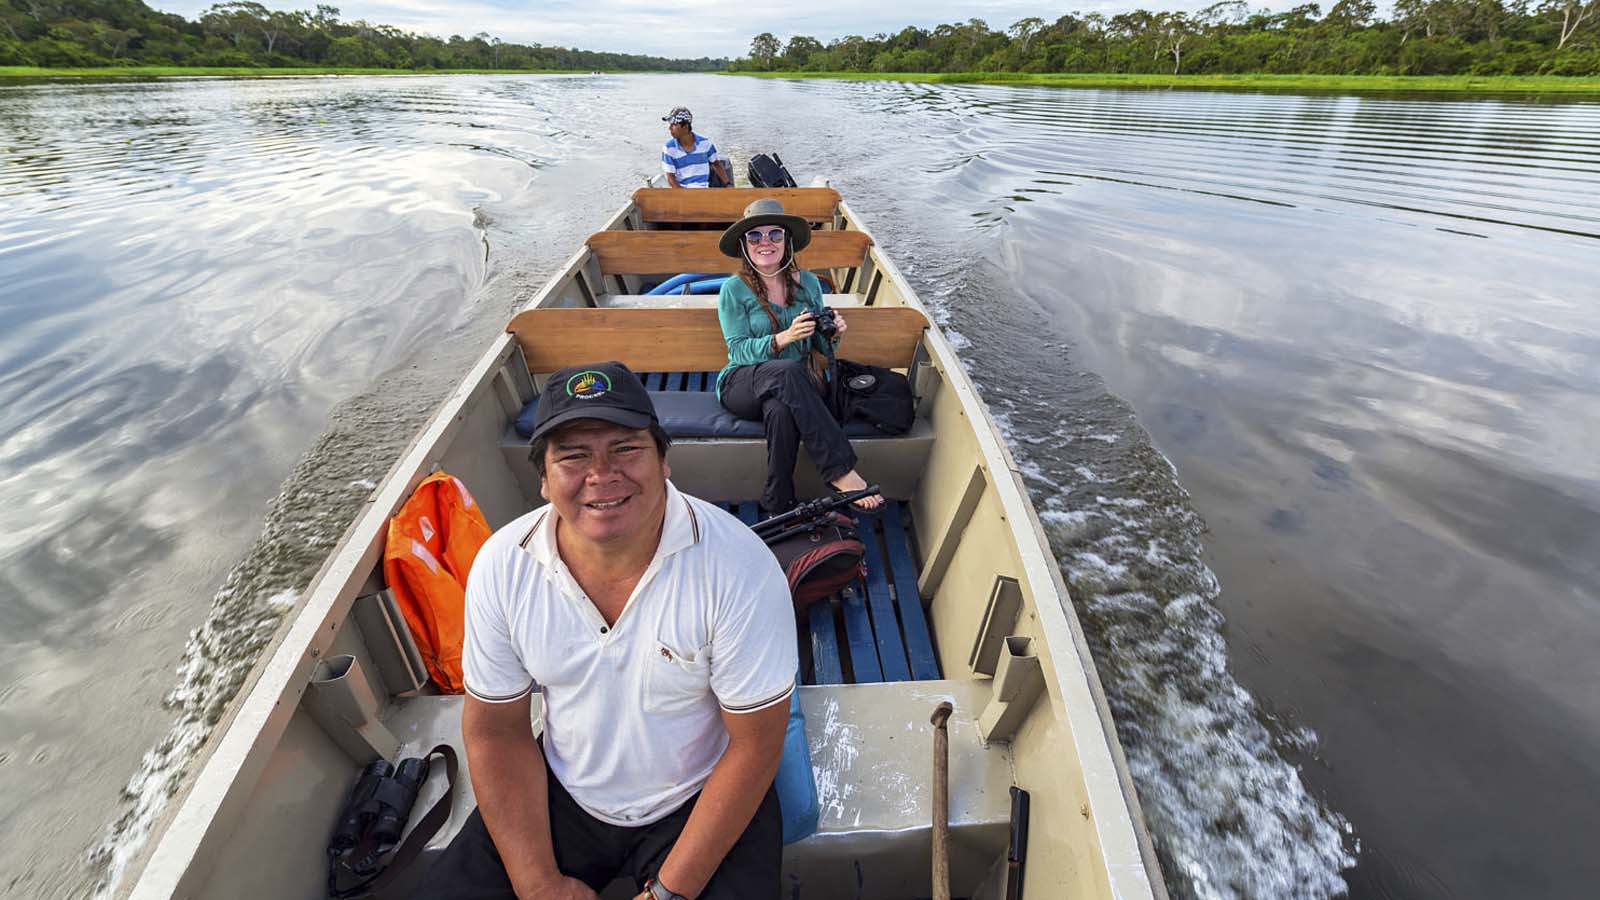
<box><xmin>633</xmin><ymin>187</ymin><xmax>840</xmax><ymax>223</ymax></box>
<box><xmin>506</xmin><ymin>306</ymin><xmax>929</xmax><ymax>374</ymax></box>
<box><xmin>587</xmin><ymin>230</ymin><xmax>872</xmax><ymax>276</ymax></box>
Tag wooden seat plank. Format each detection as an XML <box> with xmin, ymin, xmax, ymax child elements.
<box><xmin>808</xmin><ymin>602</ymin><xmax>844</xmax><ymax>686</ymax></box>
<box><xmin>736</xmin><ymin>501</ymin><xmax>759</xmax><ymax>526</ymax></box>
<box><xmin>839</xmin><ymin>585</ymin><xmax>882</xmax><ymax>683</ymax></box>
<box><xmin>507</xmin><ymin>307</ymin><xmax>928</xmax><ymax>374</ymax></box>
<box><xmin>633</xmin><ymin>187</ymin><xmax>839</xmax><ymax>223</ymax></box>
<box><xmin>860</xmin><ymin>517</ymin><xmax>912</xmax><ymax>682</ymax></box>
<box><xmin>587</xmin><ymin>230</ymin><xmax>872</xmax><ymax>276</ymax></box>
<box><xmin>883</xmin><ymin>503</ymin><xmax>940</xmax><ymax>680</ymax></box>
<box><xmin>603</xmin><ymin>294</ymin><xmax>863</xmax><ymax>309</ymax></box>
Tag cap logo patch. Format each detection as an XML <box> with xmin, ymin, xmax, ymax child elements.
<box><xmin>566</xmin><ymin>370</ymin><xmax>611</xmax><ymax>399</ymax></box>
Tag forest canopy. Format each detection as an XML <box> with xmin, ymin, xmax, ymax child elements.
<box><xmin>0</xmin><ymin>0</ymin><xmax>728</xmax><ymax>70</ymax></box>
<box><xmin>733</xmin><ymin>2</ymin><xmax>1600</xmax><ymax>77</ymax></box>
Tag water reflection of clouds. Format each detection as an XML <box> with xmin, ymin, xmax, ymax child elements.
<box><xmin>0</xmin><ymin>83</ymin><xmax>524</xmax><ymax>647</ymax></box>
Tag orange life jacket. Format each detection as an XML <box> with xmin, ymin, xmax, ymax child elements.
<box><xmin>382</xmin><ymin>472</ymin><xmax>492</xmax><ymax>693</ymax></box>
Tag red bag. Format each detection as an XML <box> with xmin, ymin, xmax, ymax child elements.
<box><xmin>765</xmin><ymin>511</ymin><xmax>866</xmax><ymax>610</ymax></box>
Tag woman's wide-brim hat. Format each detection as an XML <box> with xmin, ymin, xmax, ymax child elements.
<box><xmin>718</xmin><ymin>198</ymin><xmax>813</xmax><ymax>258</ymax></box>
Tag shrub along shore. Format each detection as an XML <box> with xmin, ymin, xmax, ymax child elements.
<box><xmin>725</xmin><ymin>71</ymin><xmax>1600</xmax><ymax>93</ymax></box>
<box><xmin>7</xmin><ymin>67</ymin><xmax>1597</xmax><ymax>94</ymax></box>
<box><xmin>0</xmin><ymin>66</ymin><xmax>620</xmax><ymax>78</ymax></box>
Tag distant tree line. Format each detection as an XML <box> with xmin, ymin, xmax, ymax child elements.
<box><xmin>734</xmin><ymin>1</ymin><xmax>1600</xmax><ymax>76</ymax></box>
<box><xmin>0</xmin><ymin>0</ymin><xmax>728</xmax><ymax>70</ymax></box>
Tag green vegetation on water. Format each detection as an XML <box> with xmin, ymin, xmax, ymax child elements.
<box><xmin>730</xmin><ymin>71</ymin><xmax>1600</xmax><ymax>94</ymax></box>
<box><xmin>0</xmin><ymin>65</ymin><xmax>622</xmax><ymax>78</ymax></box>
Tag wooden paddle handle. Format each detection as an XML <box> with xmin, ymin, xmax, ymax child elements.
<box><xmin>931</xmin><ymin>701</ymin><xmax>954</xmax><ymax>900</ymax></box>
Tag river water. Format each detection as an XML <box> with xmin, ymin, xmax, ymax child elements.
<box><xmin>1</xmin><ymin>74</ymin><xmax>1596</xmax><ymax>900</ymax></box>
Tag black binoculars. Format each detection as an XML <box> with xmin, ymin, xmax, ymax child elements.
<box><xmin>330</xmin><ymin>755</ymin><xmax>430</xmax><ymax>873</ymax></box>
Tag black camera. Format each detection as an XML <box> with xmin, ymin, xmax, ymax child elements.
<box><xmin>813</xmin><ymin>307</ymin><xmax>839</xmax><ymax>339</ymax></box>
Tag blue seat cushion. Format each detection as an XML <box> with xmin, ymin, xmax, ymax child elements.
<box><xmin>777</xmin><ymin>682</ymin><xmax>819</xmax><ymax>844</ymax></box>
<box><xmin>651</xmin><ymin>390</ymin><xmax>881</xmax><ymax>439</ymax></box>
<box><xmin>515</xmin><ymin>390</ymin><xmax>883</xmax><ymax>440</ymax></box>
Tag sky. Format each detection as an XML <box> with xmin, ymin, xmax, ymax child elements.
<box><xmin>151</xmin><ymin>0</ymin><xmax>1314</xmax><ymax>60</ymax></box>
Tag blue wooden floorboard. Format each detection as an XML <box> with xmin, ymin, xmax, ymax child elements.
<box><xmin>808</xmin><ymin>601</ymin><xmax>843</xmax><ymax>685</ymax></box>
<box><xmin>838</xmin><ymin>584</ymin><xmax>882</xmax><ymax>683</ymax></box>
<box><xmin>883</xmin><ymin>503</ymin><xmax>940</xmax><ymax>680</ymax></box>
<box><xmin>859</xmin><ymin>518</ymin><xmax>912</xmax><ymax>682</ymax></box>
<box><xmin>729</xmin><ymin>497</ymin><xmax>930</xmax><ymax>686</ymax></box>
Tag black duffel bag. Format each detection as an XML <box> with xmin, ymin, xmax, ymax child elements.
<box><xmin>828</xmin><ymin>358</ymin><xmax>915</xmax><ymax>435</ymax></box>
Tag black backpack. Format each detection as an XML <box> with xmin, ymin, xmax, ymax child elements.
<box><xmin>828</xmin><ymin>358</ymin><xmax>916</xmax><ymax>435</ymax></box>
<box><xmin>748</xmin><ymin>152</ymin><xmax>798</xmax><ymax>189</ymax></box>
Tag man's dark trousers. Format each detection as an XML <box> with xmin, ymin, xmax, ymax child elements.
<box><xmin>410</xmin><ymin>766</ymin><xmax>782</xmax><ymax>899</ymax></box>
<box><xmin>720</xmin><ymin>359</ymin><xmax>857</xmax><ymax>514</ymax></box>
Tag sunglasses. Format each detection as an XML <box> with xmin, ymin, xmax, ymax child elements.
<box><xmin>744</xmin><ymin>228</ymin><xmax>787</xmax><ymax>245</ymax></box>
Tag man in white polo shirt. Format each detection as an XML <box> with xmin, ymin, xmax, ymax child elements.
<box><xmin>413</xmin><ymin>361</ymin><xmax>797</xmax><ymax>900</ymax></box>
<box><xmin>661</xmin><ymin>106</ymin><xmax>730</xmax><ymax>189</ymax></box>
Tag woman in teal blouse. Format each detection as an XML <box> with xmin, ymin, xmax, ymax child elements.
<box><xmin>715</xmin><ymin>199</ymin><xmax>883</xmax><ymax>515</ymax></box>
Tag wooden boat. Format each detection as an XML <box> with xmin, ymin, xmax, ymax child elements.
<box><xmin>121</xmin><ymin>185</ymin><xmax>1167</xmax><ymax>900</ymax></box>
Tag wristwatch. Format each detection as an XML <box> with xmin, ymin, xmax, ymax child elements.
<box><xmin>646</xmin><ymin>876</ymin><xmax>688</xmax><ymax>900</ymax></box>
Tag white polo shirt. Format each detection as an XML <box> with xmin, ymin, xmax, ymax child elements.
<box><xmin>462</xmin><ymin>481</ymin><xmax>797</xmax><ymax>827</ymax></box>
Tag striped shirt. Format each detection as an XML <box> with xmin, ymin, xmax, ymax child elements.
<box><xmin>661</xmin><ymin>133</ymin><xmax>725</xmax><ymax>188</ymax></box>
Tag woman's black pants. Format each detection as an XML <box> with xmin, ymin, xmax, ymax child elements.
<box><xmin>720</xmin><ymin>359</ymin><xmax>857</xmax><ymax>514</ymax></box>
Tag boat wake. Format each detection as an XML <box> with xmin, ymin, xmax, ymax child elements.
<box><xmin>919</xmin><ymin>261</ymin><xmax>1356</xmax><ymax>899</ymax></box>
<box><xmin>86</xmin><ymin>368</ymin><xmax>442</xmax><ymax>897</ymax></box>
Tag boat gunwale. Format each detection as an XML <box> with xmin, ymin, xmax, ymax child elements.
<box><xmin>839</xmin><ymin>198</ymin><xmax>1166</xmax><ymax>900</ymax></box>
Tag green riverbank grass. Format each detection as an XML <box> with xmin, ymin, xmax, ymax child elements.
<box><xmin>729</xmin><ymin>71</ymin><xmax>1600</xmax><ymax>94</ymax></box>
<box><xmin>0</xmin><ymin>65</ymin><xmax>618</xmax><ymax>79</ymax></box>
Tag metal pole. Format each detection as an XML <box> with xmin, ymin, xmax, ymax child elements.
<box><xmin>931</xmin><ymin>700</ymin><xmax>953</xmax><ymax>900</ymax></box>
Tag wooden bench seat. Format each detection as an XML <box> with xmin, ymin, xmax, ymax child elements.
<box><xmin>505</xmin><ymin>306</ymin><xmax>928</xmax><ymax>374</ymax></box>
<box><xmin>602</xmin><ymin>293</ymin><xmax>863</xmax><ymax>309</ymax></box>
<box><xmin>500</xmin><ymin>305</ymin><xmax>936</xmax><ymax>506</ymax></box>
<box><xmin>587</xmin><ymin>230</ymin><xmax>872</xmax><ymax>276</ymax></box>
<box><xmin>633</xmin><ymin>187</ymin><xmax>839</xmax><ymax>223</ymax></box>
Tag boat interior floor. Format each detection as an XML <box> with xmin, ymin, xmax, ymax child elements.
<box><xmin>384</xmin><ymin>679</ymin><xmax>1009</xmax><ymax>900</ymax></box>
<box><xmin>374</xmin><ymin>499</ymin><xmax>1010</xmax><ymax>900</ymax></box>
<box><xmin>714</xmin><ymin>499</ymin><xmax>940</xmax><ymax>685</ymax></box>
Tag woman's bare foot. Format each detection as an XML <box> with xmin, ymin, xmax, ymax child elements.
<box><xmin>831</xmin><ymin>470</ymin><xmax>884</xmax><ymax>510</ymax></box>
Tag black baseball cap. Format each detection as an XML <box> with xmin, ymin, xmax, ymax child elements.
<box><xmin>529</xmin><ymin>361</ymin><xmax>659</xmax><ymax>444</ymax></box>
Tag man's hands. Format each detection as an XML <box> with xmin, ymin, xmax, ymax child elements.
<box><xmin>521</xmin><ymin>874</ymin><xmax>599</xmax><ymax>900</ymax></box>
<box><xmin>776</xmin><ymin>312</ymin><xmax>817</xmax><ymax>351</ymax></box>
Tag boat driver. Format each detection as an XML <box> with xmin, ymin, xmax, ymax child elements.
<box><xmin>661</xmin><ymin>106</ymin><xmax>732</xmax><ymax>189</ymax></box>
<box><xmin>411</xmin><ymin>361</ymin><xmax>797</xmax><ymax>900</ymax></box>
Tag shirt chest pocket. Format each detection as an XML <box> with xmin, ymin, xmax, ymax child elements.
<box><xmin>645</xmin><ymin>638</ymin><xmax>711</xmax><ymax>715</ymax></box>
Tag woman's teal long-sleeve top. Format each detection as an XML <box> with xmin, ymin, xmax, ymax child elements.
<box><xmin>716</xmin><ymin>271</ymin><xmax>833</xmax><ymax>401</ymax></box>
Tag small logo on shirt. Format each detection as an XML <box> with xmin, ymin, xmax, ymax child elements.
<box><xmin>566</xmin><ymin>370</ymin><xmax>611</xmax><ymax>399</ymax></box>
<box><xmin>659</xmin><ymin>647</ymin><xmax>674</xmax><ymax>662</ymax></box>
